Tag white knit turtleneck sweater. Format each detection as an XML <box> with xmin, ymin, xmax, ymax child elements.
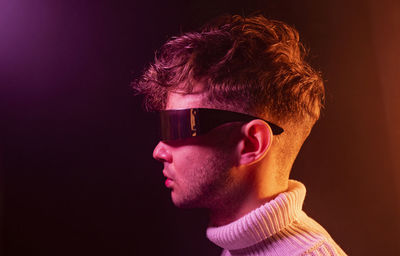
<box><xmin>206</xmin><ymin>180</ymin><xmax>347</xmax><ymax>256</ymax></box>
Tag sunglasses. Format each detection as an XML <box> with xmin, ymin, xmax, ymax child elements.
<box><xmin>158</xmin><ymin>108</ymin><xmax>284</xmax><ymax>141</ymax></box>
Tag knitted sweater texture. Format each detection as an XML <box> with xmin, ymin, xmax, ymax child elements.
<box><xmin>206</xmin><ymin>180</ymin><xmax>347</xmax><ymax>256</ymax></box>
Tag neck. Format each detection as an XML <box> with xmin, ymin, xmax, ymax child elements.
<box><xmin>209</xmin><ymin>164</ymin><xmax>289</xmax><ymax>227</ymax></box>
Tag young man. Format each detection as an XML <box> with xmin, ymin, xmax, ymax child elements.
<box><xmin>134</xmin><ymin>14</ymin><xmax>346</xmax><ymax>256</ymax></box>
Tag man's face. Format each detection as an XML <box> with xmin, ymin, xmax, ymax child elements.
<box><xmin>152</xmin><ymin>91</ymin><xmax>239</xmax><ymax>208</ymax></box>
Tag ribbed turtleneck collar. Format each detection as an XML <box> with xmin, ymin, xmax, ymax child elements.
<box><xmin>206</xmin><ymin>180</ymin><xmax>306</xmax><ymax>250</ymax></box>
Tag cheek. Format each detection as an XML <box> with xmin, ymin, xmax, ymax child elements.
<box><xmin>180</xmin><ymin>147</ymin><xmax>233</xmax><ymax>184</ymax></box>
<box><xmin>173</xmin><ymin>147</ymin><xmax>215</xmax><ymax>180</ymax></box>
<box><xmin>174</xmin><ymin>147</ymin><xmax>208</xmax><ymax>174</ymax></box>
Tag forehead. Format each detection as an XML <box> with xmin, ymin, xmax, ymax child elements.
<box><xmin>166</xmin><ymin>91</ymin><xmax>210</xmax><ymax>110</ymax></box>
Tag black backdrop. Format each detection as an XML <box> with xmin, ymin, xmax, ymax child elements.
<box><xmin>1</xmin><ymin>0</ymin><xmax>400</xmax><ymax>255</ymax></box>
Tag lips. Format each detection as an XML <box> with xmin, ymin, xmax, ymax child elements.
<box><xmin>163</xmin><ymin>170</ymin><xmax>174</xmax><ymax>188</ymax></box>
<box><xmin>165</xmin><ymin>178</ymin><xmax>173</xmax><ymax>188</ymax></box>
<box><xmin>162</xmin><ymin>169</ymin><xmax>172</xmax><ymax>179</ymax></box>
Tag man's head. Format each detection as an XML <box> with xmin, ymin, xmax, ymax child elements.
<box><xmin>134</xmin><ymin>14</ymin><xmax>324</xmax><ymax>212</ymax></box>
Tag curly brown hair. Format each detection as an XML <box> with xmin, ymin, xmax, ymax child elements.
<box><xmin>133</xmin><ymin>14</ymin><xmax>324</xmax><ymax>127</ymax></box>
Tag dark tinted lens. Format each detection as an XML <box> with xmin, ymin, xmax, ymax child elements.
<box><xmin>159</xmin><ymin>109</ymin><xmax>194</xmax><ymax>141</ymax></box>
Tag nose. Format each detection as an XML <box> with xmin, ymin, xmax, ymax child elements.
<box><xmin>153</xmin><ymin>141</ymin><xmax>173</xmax><ymax>163</ymax></box>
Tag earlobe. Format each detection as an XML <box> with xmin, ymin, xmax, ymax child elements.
<box><xmin>238</xmin><ymin>120</ymin><xmax>273</xmax><ymax>166</ymax></box>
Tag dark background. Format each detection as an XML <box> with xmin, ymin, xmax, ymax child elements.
<box><xmin>1</xmin><ymin>0</ymin><xmax>399</xmax><ymax>255</ymax></box>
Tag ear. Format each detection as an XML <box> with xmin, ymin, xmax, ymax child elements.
<box><xmin>237</xmin><ymin>119</ymin><xmax>273</xmax><ymax>166</ymax></box>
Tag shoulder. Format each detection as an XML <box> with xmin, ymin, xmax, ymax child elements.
<box><xmin>284</xmin><ymin>211</ymin><xmax>347</xmax><ymax>256</ymax></box>
<box><xmin>302</xmin><ymin>240</ymin><xmax>347</xmax><ymax>256</ymax></box>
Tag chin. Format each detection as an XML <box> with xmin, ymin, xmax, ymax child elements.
<box><xmin>171</xmin><ymin>192</ymin><xmax>202</xmax><ymax>209</ymax></box>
